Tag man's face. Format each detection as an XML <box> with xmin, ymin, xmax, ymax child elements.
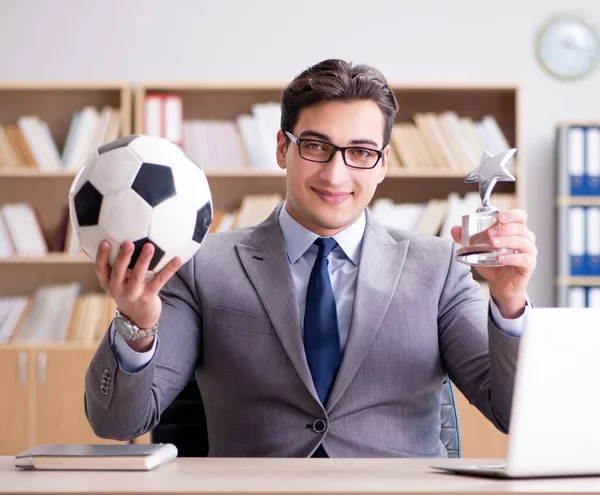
<box><xmin>276</xmin><ymin>100</ymin><xmax>389</xmax><ymax>237</ymax></box>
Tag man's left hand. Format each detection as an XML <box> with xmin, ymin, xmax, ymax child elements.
<box><xmin>451</xmin><ymin>209</ymin><xmax>537</xmax><ymax>319</ymax></box>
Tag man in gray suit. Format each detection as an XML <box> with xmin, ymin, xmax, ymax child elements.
<box><xmin>84</xmin><ymin>59</ymin><xmax>537</xmax><ymax>457</ymax></box>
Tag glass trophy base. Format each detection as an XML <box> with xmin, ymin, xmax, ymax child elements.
<box><xmin>455</xmin><ymin>246</ymin><xmax>515</xmax><ymax>267</ymax></box>
<box><xmin>455</xmin><ymin>209</ymin><xmax>515</xmax><ymax>267</ymax></box>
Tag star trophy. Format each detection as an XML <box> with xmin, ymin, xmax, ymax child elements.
<box><xmin>455</xmin><ymin>148</ymin><xmax>517</xmax><ymax>267</ymax></box>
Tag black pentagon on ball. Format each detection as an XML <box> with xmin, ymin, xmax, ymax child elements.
<box><xmin>130</xmin><ymin>238</ymin><xmax>165</xmax><ymax>271</ymax></box>
<box><xmin>193</xmin><ymin>201</ymin><xmax>213</xmax><ymax>244</ymax></box>
<box><xmin>131</xmin><ymin>163</ymin><xmax>176</xmax><ymax>207</ymax></box>
<box><xmin>74</xmin><ymin>181</ymin><xmax>103</xmax><ymax>227</ymax></box>
<box><xmin>97</xmin><ymin>135</ymin><xmax>140</xmax><ymax>155</ymax></box>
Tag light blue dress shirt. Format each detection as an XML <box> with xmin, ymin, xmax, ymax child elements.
<box><xmin>112</xmin><ymin>203</ymin><xmax>527</xmax><ymax>372</ymax></box>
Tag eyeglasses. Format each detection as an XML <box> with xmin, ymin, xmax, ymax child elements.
<box><xmin>285</xmin><ymin>131</ymin><xmax>383</xmax><ymax>169</ymax></box>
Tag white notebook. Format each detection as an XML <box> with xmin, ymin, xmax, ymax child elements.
<box><xmin>15</xmin><ymin>443</ymin><xmax>178</xmax><ymax>471</ymax></box>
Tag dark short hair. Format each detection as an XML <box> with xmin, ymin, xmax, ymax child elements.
<box><xmin>281</xmin><ymin>59</ymin><xmax>399</xmax><ymax>147</ymax></box>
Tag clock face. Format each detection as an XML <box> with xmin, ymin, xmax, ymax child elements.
<box><xmin>536</xmin><ymin>15</ymin><xmax>600</xmax><ymax>80</ymax></box>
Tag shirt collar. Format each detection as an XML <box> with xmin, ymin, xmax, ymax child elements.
<box><xmin>278</xmin><ymin>202</ymin><xmax>365</xmax><ymax>266</ymax></box>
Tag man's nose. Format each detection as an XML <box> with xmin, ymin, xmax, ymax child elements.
<box><xmin>320</xmin><ymin>149</ymin><xmax>351</xmax><ymax>184</ymax></box>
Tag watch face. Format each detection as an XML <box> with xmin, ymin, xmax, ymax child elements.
<box><xmin>115</xmin><ymin>317</ymin><xmax>134</xmax><ymax>340</ymax></box>
<box><xmin>536</xmin><ymin>15</ymin><xmax>600</xmax><ymax>80</ymax></box>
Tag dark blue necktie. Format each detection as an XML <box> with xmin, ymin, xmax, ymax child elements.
<box><xmin>303</xmin><ymin>237</ymin><xmax>341</xmax><ymax>405</ymax></box>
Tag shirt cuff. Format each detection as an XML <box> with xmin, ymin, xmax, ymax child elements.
<box><xmin>110</xmin><ymin>323</ymin><xmax>157</xmax><ymax>374</ymax></box>
<box><xmin>489</xmin><ymin>296</ymin><xmax>531</xmax><ymax>337</ymax></box>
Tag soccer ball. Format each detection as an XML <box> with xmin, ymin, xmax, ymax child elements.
<box><xmin>68</xmin><ymin>135</ymin><xmax>213</xmax><ymax>278</ymax></box>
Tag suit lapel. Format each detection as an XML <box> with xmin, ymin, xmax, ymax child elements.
<box><xmin>235</xmin><ymin>209</ymin><xmax>319</xmax><ymax>402</ymax></box>
<box><xmin>326</xmin><ymin>215</ymin><xmax>410</xmax><ymax>411</ymax></box>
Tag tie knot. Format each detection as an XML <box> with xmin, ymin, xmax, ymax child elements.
<box><xmin>315</xmin><ymin>237</ymin><xmax>337</xmax><ymax>258</ymax></box>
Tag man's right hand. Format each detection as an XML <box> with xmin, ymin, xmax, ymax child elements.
<box><xmin>95</xmin><ymin>239</ymin><xmax>182</xmax><ymax>351</ymax></box>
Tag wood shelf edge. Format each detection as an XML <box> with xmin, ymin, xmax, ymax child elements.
<box><xmin>556</xmin><ymin>276</ymin><xmax>600</xmax><ymax>286</ymax></box>
<box><xmin>0</xmin><ymin>82</ymin><xmax>130</xmax><ymax>90</ymax></box>
<box><xmin>556</xmin><ymin>196</ymin><xmax>600</xmax><ymax>206</ymax></box>
<box><xmin>0</xmin><ymin>169</ymin><xmax>513</xmax><ymax>180</ymax></box>
<box><xmin>133</xmin><ymin>81</ymin><xmax>520</xmax><ymax>91</ymax></box>
<box><xmin>0</xmin><ymin>254</ymin><xmax>91</xmax><ymax>264</ymax></box>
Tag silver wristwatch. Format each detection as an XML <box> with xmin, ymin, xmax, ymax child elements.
<box><xmin>113</xmin><ymin>309</ymin><xmax>159</xmax><ymax>341</ymax></box>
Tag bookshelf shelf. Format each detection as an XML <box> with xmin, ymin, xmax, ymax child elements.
<box><xmin>0</xmin><ymin>341</ymin><xmax>100</xmax><ymax>349</ymax></box>
<box><xmin>0</xmin><ymin>168</ymin><xmax>511</xmax><ymax>180</ymax></box>
<box><xmin>0</xmin><ymin>253</ymin><xmax>91</xmax><ymax>264</ymax></box>
<box><xmin>0</xmin><ymin>258</ymin><xmax>98</xmax><ymax>298</ymax></box>
<box><xmin>556</xmin><ymin>196</ymin><xmax>600</xmax><ymax>207</ymax></box>
<box><xmin>556</xmin><ymin>276</ymin><xmax>600</xmax><ymax>287</ymax></box>
<box><xmin>0</xmin><ymin>170</ymin><xmax>78</xmax><ymax>178</ymax></box>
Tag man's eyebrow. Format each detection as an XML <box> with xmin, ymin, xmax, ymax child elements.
<box><xmin>298</xmin><ymin>130</ymin><xmax>380</xmax><ymax>148</ymax></box>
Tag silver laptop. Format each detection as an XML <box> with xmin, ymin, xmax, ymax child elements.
<box><xmin>432</xmin><ymin>307</ymin><xmax>600</xmax><ymax>478</ymax></box>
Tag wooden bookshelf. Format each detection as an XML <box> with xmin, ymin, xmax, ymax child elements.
<box><xmin>129</xmin><ymin>82</ymin><xmax>521</xmax><ymax>459</ymax></box>
<box><xmin>0</xmin><ymin>84</ymin><xmax>131</xmax><ymax>455</ymax></box>
<box><xmin>0</xmin><ymin>81</ymin><xmax>522</xmax><ymax>458</ymax></box>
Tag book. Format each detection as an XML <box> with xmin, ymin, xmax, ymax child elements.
<box><xmin>14</xmin><ymin>443</ymin><xmax>178</xmax><ymax>471</ymax></box>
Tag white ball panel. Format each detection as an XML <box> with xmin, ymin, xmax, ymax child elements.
<box><xmin>170</xmin><ymin>154</ymin><xmax>212</xmax><ymax>209</ymax></box>
<box><xmin>98</xmin><ymin>189</ymin><xmax>152</xmax><ymax>244</ymax></box>
<box><xmin>88</xmin><ymin>147</ymin><xmax>143</xmax><ymax>196</ymax></box>
<box><xmin>148</xmin><ymin>196</ymin><xmax>197</xmax><ymax>251</ymax></box>
<box><xmin>126</xmin><ymin>135</ymin><xmax>185</xmax><ymax>165</ymax></box>
<box><xmin>78</xmin><ymin>225</ymin><xmax>119</xmax><ymax>264</ymax></box>
<box><xmin>152</xmin><ymin>239</ymin><xmax>201</xmax><ymax>273</ymax></box>
<box><xmin>68</xmin><ymin>193</ymin><xmax>79</xmax><ymax>231</ymax></box>
<box><xmin>68</xmin><ymin>151</ymin><xmax>97</xmax><ymax>197</ymax></box>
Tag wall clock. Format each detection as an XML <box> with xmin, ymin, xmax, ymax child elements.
<box><xmin>536</xmin><ymin>15</ymin><xmax>600</xmax><ymax>80</ymax></box>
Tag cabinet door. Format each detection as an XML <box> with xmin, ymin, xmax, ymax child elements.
<box><xmin>34</xmin><ymin>348</ymin><xmax>124</xmax><ymax>445</ymax></box>
<box><xmin>454</xmin><ymin>385</ymin><xmax>508</xmax><ymax>457</ymax></box>
<box><xmin>0</xmin><ymin>347</ymin><xmax>34</xmax><ymax>455</ymax></box>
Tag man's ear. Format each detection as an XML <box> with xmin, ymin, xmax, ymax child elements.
<box><xmin>378</xmin><ymin>144</ymin><xmax>390</xmax><ymax>183</ymax></box>
<box><xmin>276</xmin><ymin>130</ymin><xmax>288</xmax><ymax>170</ymax></box>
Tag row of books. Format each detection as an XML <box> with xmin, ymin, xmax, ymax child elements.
<box><xmin>555</xmin><ymin>123</ymin><xmax>600</xmax><ymax>307</ymax></box>
<box><xmin>209</xmin><ymin>192</ymin><xmax>516</xmax><ymax>239</ymax></box>
<box><xmin>565</xmin><ymin>287</ymin><xmax>600</xmax><ymax>308</ymax></box>
<box><xmin>560</xmin><ymin>206</ymin><xmax>600</xmax><ymax>276</ymax></box>
<box><xmin>0</xmin><ymin>100</ymin><xmax>512</xmax><ymax>175</ymax></box>
<box><xmin>0</xmin><ymin>283</ymin><xmax>116</xmax><ymax>344</ymax></box>
<box><xmin>389</xmin><ymin>113</ymin><xmax>511</xmax><ymax>173</ymax></box>
<box><xmin>0</xmin><ymin>190</ymin><xmax>516</xmax><ymax>260</ymax></box>
<box><xmin>557</xmin><ymin>124</ymin><xmax>600</xmax><ymax>197</ymax></box>
<box><xmin>0</xmin><ymin>203</ymin><xmax>48</xmax><ymax>257</ymax></box>
<box><xmin>0</xmin><ymin>201</ymin><xmax>79</xmax><ymax>257</ymax></box>
<box><xmin>144</xmin><ymin>93</ymin><xmax>513</xmax><ymax>173</ymax></box>
<box><xmin>0</xmin><ymin>106</ymin><xmax>121</xmax><ymax>171</ymax></box>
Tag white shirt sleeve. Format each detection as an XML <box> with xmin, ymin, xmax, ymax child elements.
<box><xmin>110</xmin><ymin>323</ymin><xmax>157</xmax><ymax>374</ymax></box>
<box><xmin>488</xmin><ymin>296</ymin><xmax>531</xmax><ymax>337</ymax></box>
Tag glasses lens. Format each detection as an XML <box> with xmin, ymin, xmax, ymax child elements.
<box><xmin>345</xmin><ymin>147</ymin><xmax>380</xmax><ymax>168</ymax></box>
<box><xmin>299</xmin><ymin>140</ymin><xmax>333</xmax><ymax>162</ymax></box>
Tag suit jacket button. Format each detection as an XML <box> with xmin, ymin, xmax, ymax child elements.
<box><xmin>313</xmin><ymin>419</ymin><xmax>327</xmax><ymax>433</ymax></box>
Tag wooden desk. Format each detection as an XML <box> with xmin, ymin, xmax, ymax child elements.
<box><xmin>3</xmin><ymin>456</ymin><xmax>600</xmax><ymax>495</ymax></box>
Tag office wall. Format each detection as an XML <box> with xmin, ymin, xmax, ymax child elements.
<box><xmin>1</xmin><ymin>0</ymin><xmax>599</xmax><ymax>306</ymax></box>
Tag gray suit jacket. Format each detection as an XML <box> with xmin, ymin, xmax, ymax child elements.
<box><xmin>84</xmin><ymin>204</ymin><xmax>520</xmax><ymax>457</ymax></box>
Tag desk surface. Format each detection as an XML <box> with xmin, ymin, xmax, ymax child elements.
<box><xmin>3</xmin><ymin>456</ymin><xmax>600</xmax><ymax>495</ymax></box>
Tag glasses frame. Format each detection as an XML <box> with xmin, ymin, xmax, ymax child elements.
<box><xmin>285</xmin><ymin>131</ymin><xmax>384</xmax><ymax>170</ymax></box>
